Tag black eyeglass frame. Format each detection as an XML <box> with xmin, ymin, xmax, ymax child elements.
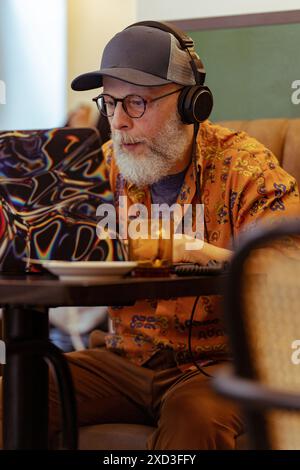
<box><xmin>92</xmin><ymin>87</ymin><xmax>184</xmax><ymax>119</ymax></box>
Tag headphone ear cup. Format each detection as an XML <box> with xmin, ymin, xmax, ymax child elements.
<box><xmin>178</xmin><ymin>86</ymin><xmax>213</xmax><ymax>124</ymax></box>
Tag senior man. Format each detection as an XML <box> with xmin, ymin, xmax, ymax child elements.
<box><xmin>47</xmin><ymin>21</ymin><xmax>300</xmax><ymax>450</ymax></box>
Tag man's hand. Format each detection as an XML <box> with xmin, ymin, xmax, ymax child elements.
<box><xmin>173</xmin><ymin>234</ymin><xmax>233</xmax><ymax>265</ymax></box>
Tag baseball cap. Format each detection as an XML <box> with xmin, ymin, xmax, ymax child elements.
<box><xmin>71</xmin><ymin>25</ymin><xmax>197</xmax><ymax>90</ymax></box>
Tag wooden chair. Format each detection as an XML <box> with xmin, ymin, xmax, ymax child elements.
<box><xmin>214</xmin><ymin>219</ymin><xmax>300</xmax><ymax>449</ymax></box>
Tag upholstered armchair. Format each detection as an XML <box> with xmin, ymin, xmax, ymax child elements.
<box><xmin>219</xmin><ymin>118</ymin><xmax>300</xmax><ymax>189</ymax></box>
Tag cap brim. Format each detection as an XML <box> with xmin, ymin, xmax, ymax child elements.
<box><xmin>71</xmin><ymin>67</ymin><xmax>171</xmax><ymax>91</ymax></box>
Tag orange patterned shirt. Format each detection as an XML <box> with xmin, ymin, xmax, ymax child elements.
<box><xmin>101</xmin><ymin>121</ymin><xmax>300</xmax><ymax>368</ymax></box>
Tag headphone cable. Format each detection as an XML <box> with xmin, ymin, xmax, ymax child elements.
<box><xmin>192</xmin><ymin>122</ymin><xmax>209</xmax><ymax>242</ymax></box>
<box><xmin>188</xmin><ymin>295</ymin><xmax>213</xmax><ymax>378</ymax></box>
<box><xmin>192</xmin><ymin>122</ymin><xmax>200</xmax><ymax>197</ymax></box>
<box><xmin>186</xmin><ymin>123</ymin><xmax>213</xmax><ymax>378</ymax></box>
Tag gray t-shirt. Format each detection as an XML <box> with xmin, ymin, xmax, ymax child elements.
<box><xmin>150</xmin><ymin>168</ymin><xmax>187</xmax><ymax>206</ymax></box>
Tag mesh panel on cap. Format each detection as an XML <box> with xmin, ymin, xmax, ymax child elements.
<box><xmin>167</xmin><ymin>35</ymin><xmax>196</xmax><ymax>86</ymax></box>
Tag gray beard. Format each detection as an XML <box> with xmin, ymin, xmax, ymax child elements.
<box><xmin>111</xmin><ymin>114</ymin><xmax>190</xmax><ymax>187</ymax></box>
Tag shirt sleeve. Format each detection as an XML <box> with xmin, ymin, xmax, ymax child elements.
<box><xmin>228</xmin><ymin>146</ymin><xmax>300</xmax><ymax>238</ymax></box>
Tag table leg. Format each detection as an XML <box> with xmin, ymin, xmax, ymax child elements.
<box><xmin>2</xmin><ymin>306</ymin><xmax>49</xmax><ymax>449</ymax></box>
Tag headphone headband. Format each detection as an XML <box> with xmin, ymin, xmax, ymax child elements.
<box><xmin>126</xmin><ymin>21</ymin><xmax>206</xmax><ymax>86</ymax></box>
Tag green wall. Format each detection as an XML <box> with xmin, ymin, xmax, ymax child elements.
<box><xmin>189</xmin><ymin>23</ymin><xmax>300</xmax><ymax>121</ymax></box>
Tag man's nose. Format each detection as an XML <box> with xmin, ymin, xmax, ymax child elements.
<box><xmin>110</xmin><ymin>102</ymin><xmax>133</xmax><ymax>131</ymax></box>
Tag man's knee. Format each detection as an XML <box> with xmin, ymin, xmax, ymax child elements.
<box><xmin>149</xmin><ymin>385</ymin><xmax>243</xmax><ymax>450</ymax></box>
<box><xmin>162</xmin><ymin>390</ymin><xmax>215</xmax><ymax>432</ymax></box>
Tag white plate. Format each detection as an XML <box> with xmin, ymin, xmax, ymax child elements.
<box><xmin>41</xmin><ymin>260</ymin><xmax>137</xmax><ymax>282</ymax></box>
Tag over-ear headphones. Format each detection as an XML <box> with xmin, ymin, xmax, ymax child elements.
<box><xmin>125</xmin><ymin>20</ymin><xmax>213</xmax><ymax>125</ymax></box>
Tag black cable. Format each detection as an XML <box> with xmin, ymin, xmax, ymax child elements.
<box><xmin>192</xmin><ymin>122</ymin><xmax>200</xmax><ymax>198</ymax></box>
<box><xmin>186</xmin><ymin>123</ymin><xmax>213</xmax><ymax>378</ymax></box>
<box><xmin>193</xmin><ymin>122</ymin><xmax>209</xmax><ymax>243</ymax></box>
<box><xmin>187</xmin><ymin>295</ymin><xmax>213</xmax><ymax>378</ymax></box>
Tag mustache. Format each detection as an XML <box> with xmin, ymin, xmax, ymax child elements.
<box><xmin>112</xmin><ymin>132</ymin><xmax>147</xmax><ymax>145</ymax></box>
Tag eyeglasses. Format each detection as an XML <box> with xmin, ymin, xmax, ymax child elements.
<box><xmin>92</xmin><ymin>87</ymin><xmax>184</xmax><ymax>119</ymax></box>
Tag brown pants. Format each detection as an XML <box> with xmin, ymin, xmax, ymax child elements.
<box><xmin>47</xmin><ymin>347</ymin><xmax>244</xmax><ymax>450</ymax></box>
